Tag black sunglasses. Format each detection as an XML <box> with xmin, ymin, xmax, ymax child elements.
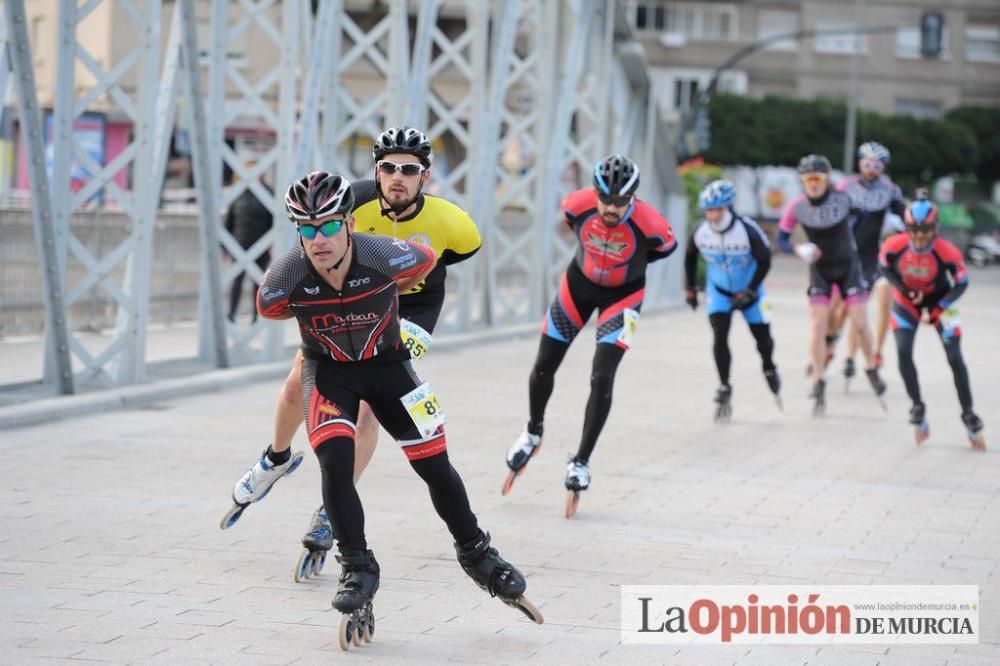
<box><xmin>377</xmin><ymin>160</ymin><xmax>426</xmax><ymax>177</ymax></box>
<box><xmin>597</xmin><ymin>192</ymin><xmax>631</xmax><ymax>207</ymax></box>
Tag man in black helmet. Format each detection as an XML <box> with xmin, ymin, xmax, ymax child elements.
<box><xmin>222</xmin><ymin>127</ymin><xmax>482</xmax><ymax>578</ymax></box>
<box><xmin>242</xmin><ymin>171</ymin><xmax>541</xmax><ymax>631</ymax></box>
<box><xmin>501</xmin><ymin>154</ymin><xmax>677</xmax><ymax>518</ymax></box>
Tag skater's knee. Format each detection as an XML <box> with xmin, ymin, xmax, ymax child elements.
<box><xmin>409</xmin><ymin>450</ymin><xmax>454</xmax><ymax>485</ymax></box>
<box><xmin>280</xmin><ymin>373</ymin><xmax>302</xmax><ymax>408</ymax></box>
<box><xmin>590</xmin><ymin>366</ymin><xmax>616</xmax><ymax>395</ymax></box>
<box><xmin>943</xmin><ymin>341</ymin><xmax>965</xmax><ymax>366</ymax></box>
<box><xmin>356</xmin><ymin>404</ymin><xmax>379</xmax><ymax>436</ymax></box>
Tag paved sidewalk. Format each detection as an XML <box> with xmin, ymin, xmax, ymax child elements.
<box><xmin>2</xmin><ymin>258</ymin><xmax>999</xmax><ymax>665</ymax></box>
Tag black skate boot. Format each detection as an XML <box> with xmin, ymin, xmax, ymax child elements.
<box><xmin>764</xmin><ymin>368</ymin><xmax>782</xmax><ymax>411</ymax></box>
<box><xmin>910</xmin><ymin>402</ymin><xmax>929</xmax><ymax>445</ymax></box>
<box><xmin>294</xmin><ymin>505</ymin><xmax>335</xmax><ymax>582</ymax></box>
<box><xmin>961</xmin><ymin>411</ymin><xmax>986</xmax><ymax>451</ymax></box>
<box><xmin>865</xmin><ymin>367</ymin><xmax>888</xmax><ymax>411</ymax></box>
<box><xmin>811</xmin><ymin>379</ymin><xmax>826</xmax><ymax>417</ymax></box>
<box><xmin>455</xmin><ymin>530</ymin><xmax>543</xmax><ymax>624</ymax></box>
<box><xmin>843</xmin><ymin>358</ymin><xmax>855</xmax><ymax>393</ymax></box>
<box><xmin>333</xmin><ymin>549</ymin><xmax>379</xmax><ymax>650</ymax></box>
<box><xmin>502</xmin><ymin>425</ymin><xmax>543</xmax><ymax>496</ymax></box>
<box><xmin>714</xmin><ymin>384</ymin><xmax>732</xmax><ymax>423</ymax></box>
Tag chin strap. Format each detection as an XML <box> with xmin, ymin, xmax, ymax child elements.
<box><xmin>327</xmin><ymin>233</ymin><xmax>352</xmax><ymax>273</ymax></box>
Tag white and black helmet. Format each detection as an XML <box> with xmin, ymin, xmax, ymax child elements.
<box><xmin>372</xmin><ymin>126</ymin><xmax>433</xmax><ymax>167</ymax></box>
<box><xmin>857</xmin><ymin>141</ymin><xmax>891</xmax><ymax>166</ymax></box>
<box><xmin>593</xmin><ymin>154</ymin><xmax>640</xmax><ymax>196</ymax></box>
<box><xmin>284</xmin><ymin>171</ymin><xmax>354</xmax><ymax>221</ymax></box>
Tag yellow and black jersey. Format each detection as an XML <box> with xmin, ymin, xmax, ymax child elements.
<box><xmin>351</xmin><ymin>179</ymin><xmax>482</xmax><ymax>304</ymax></box>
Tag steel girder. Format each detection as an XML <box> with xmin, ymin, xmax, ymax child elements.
<box><xmin>49</xmin><ymin>0</ymin><xmax>165</xmax><ymax>388</ymax></box>
<box><xmin>2</xmin><ymin>0</ymin><xmax>74</xmax><ymax>394</ymax></box>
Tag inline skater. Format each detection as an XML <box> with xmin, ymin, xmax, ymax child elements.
<box><xmin>879</xmin><ymin>196</ymin><xmax>985</xmax><ymax>449</ymax></box>
<box><xmin>503</xmin><ymin>155</ymin><xmax>677</xmax><ymax>518</ymax></box>
<box><xmin>257</xmin><ymin>171</ymin><xmax>541</xmax><ymax>648</ymax></box>
<box><xmin>685</xmin><ymin>179</ymin><xmax>781</xmax><ymax>420</ymax></box>
<box><xmin>776</xmin><ymin>154</ymin><xmax>886</xmax><ymax>416</ymax></box>
<box><xmin>831</xmin><ymin>141</ymin><xmax>906</xmax><ymax>390</ymax></box>
<box><xmin>221</xmin><ymin>127</ymin><xmax>482</xmax><ymax>583</ymax></box>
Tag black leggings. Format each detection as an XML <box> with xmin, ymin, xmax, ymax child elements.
<box><xmin>314</xmin><ymin>438</ymin><xmax>477</xmax><ymax>554</ymax></box>
<box><xmin>893</xmin><ymin>327</ymin><xmax>973</xmax><ymax>412</ymax></box>
<box><xmin>708</xmin><ymin>312</ymin><xmax>775</xmax><ymax>386</ymax></box>
<box><xmin>303</xmin><ymin>357</ymin><xmax>479</xmax><ymax>554</ymax></box>
<box><xmin>528</xmin><ymin>336</ymin><xmax>626</xmax><ymax>463</ymax></box>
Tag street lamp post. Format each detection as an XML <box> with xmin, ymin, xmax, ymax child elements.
<box><xmin>677</xmin><ymin>24</ymin><xmax>901</xmax><ymax>162</ymax></box>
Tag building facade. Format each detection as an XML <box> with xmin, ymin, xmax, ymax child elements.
<box><xmin>624</xmin><ymin>0</ymin><xmax>1000</xmax><ymax>128</ymax></box>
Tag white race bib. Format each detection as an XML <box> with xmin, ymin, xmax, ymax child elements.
<box><xmin>618</xmin><ymin>308</ymin><xmax>640</xmax><ymax>347</ymax></box>
<box><xmin>399</xmin><ymin>318</ymin><xmax>433</xmax><ymax>363</ymax></box>
<box><xmin>400</xmin><ymin>382</ymin><xmax>446</xmax><ymax>437</ymax></box>
<box><xmin>938</xmin><ymin>306</ymin><xmax>961</xmax><ymax>333</ymax></box>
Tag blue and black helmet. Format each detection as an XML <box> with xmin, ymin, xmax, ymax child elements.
<box><xmin>904</xmin><ymin>197</ymin><xmax>939</xmax><ymax>230</ymax></box>
<box><xmin>698</xmin><ymin>179</ymin><xmax>736</xmax><ymax>210</ymax></box>
<box><xmin>593</xmin><ymin>155</ymin><xmax>640</xmax><ymax>197</ymax></box>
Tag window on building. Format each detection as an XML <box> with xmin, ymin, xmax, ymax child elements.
<box><xmin>894</xmin><ymin>98</ymin><xmax>944</xmax><ymax>120</ymax></box>
<box><xmin>965</xmin><ymin>22</ymin><xmax>1000</xmax><ymax>63</ymax></box>
<box><xmin>630</xmin><ymin>2</ymin><xmax>738</xmax><ymax>41</ymax></box>
<box><xmin>757</xmin><ymin>9</ymin><xmax>798</xmax><ymax>51</ymax></box>
<box><xmin>674</xmin><ymin>79</ymin><xmax>700</xmax><ymax>110</ymax></box>
<box><xmin>896</xmin><ymin>25</ymin><xmax>951</xmax><ymax>60</ymax></box>
<box><xmin>813</xmin><ymin>17</ymin><xmax>868</xmax><ymax>55</ymax></box>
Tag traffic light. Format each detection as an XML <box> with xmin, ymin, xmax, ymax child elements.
<box><xmin>693</xmin><ymin>106</ymin><xmax>711</xmax><ymax>153</ymax></box>
<box><xmin>920</xmin><ymin>11</ymin><xmax>944</xmax><ymax>58</ymax></box>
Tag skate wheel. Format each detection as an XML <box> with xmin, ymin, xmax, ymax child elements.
<box><xmin>294</xmin><ymin>549</ymin><xmax>312</xmax><ymax>583</ymax></box>
<box><xmin>501</xmin><ymin>470</ymin><xmax>518</xmax><ymax>496</ymax></box>
<box><xmin>316</xmin><ymin>552</ymin><xmax>326</xmax><ymax>575</ymax></box>
<box><xmin>969</xmin><ymin>434</ymin><xmax>986</xmax><ymax>451</ymax></box>
<box><xmin>564</xmin><ymin>490</ymin><xmax>580</xmax><ymax>519</ymax></box>
<box><xmin>363</xmin><ymin>613</ymin><xmax>374</xmax><ymax>642</ymax></box>
<box><xmin>509</xmin><ymin>596</ymin><xmax>545</xmax><ymax>624</ymax></box>
<box><xmin>219</xmin><ymin>504</ymin><xmax>246</xmax><ymax>530</ymax></box>
<box><xmin>338</xmin><ymin>614</ymin><xmax>353</xmax><ymax>651</ymax></box>
<box><xmin>352</xmin><ymin>616</ymin><xmax>363</xmax><ymax>646</ymax></box>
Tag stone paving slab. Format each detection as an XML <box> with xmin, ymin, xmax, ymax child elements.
<box><xmin>1</xmin><ymin>258</ymin><xmax>999</xmax><ymax>664</ymax></box>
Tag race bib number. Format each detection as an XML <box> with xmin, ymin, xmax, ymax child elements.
<box><xmin>618</xmin><ymin>308</ymin><xmax>640</xmax><ymax>347</ymax></box>
<box><xmin>400</xmin><ymin>382</ymin><xmax>446</xmax><ymax>437</ymax></box>
<box><xmin>760</xmin><ymin>296</ymin><xmax>773</xmax><ymax>324</ymax></box>
<box><xmin>938</xmin><ymin>306</ymin><xmax>961</xmax><ymax>332</ymax></box>
<box><xmin>400</xmin><ymin>318</ymin><xmax>433</xmax><ymax>363</ymax></box>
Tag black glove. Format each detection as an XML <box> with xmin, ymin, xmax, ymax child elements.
<box><xmin>731</xmin><ymin>288</ymin><xmax>758</xmax><ymax>310</ymax></box>
<box><xmin>685</xmin><ymin>289</ymin><xmax>698</xmax><ymax>311</ymax></box>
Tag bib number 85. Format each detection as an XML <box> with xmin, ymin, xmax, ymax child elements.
<box><xmin>400</xmin><ymin>318</ymin><xmax>433</xmax><ymax>363</ymax></box>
